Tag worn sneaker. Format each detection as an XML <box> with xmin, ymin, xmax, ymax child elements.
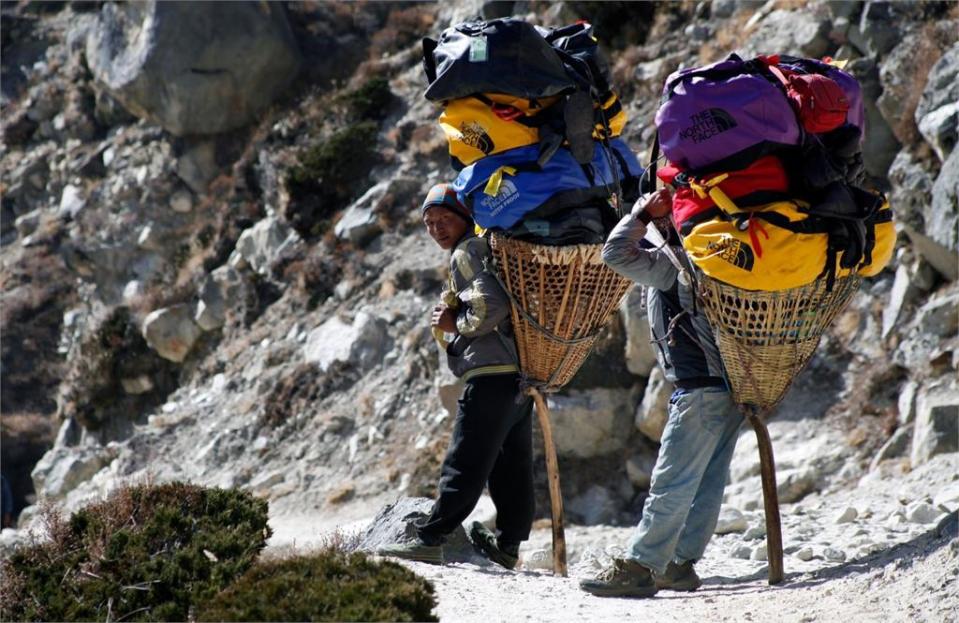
<box><xmin>579</xmin><ymin>558</ymin><xmax>659</xmax><ymax>598</ymax></box>
<box><xmin>377</xmin><ymin>537</ymin><xmax>444</xmax><ymax>564</ymax></box>
<box><xmin>654</xmin><ymin>560</ymin><xmax>702</xmax><ymax>591</ymax></box>
<box><xmin>468</xmin><ymin>521</ymin><xmax>518</xmax><ymax>570</ymax></box>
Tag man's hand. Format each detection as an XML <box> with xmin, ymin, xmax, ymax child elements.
<box><xmin>630</xmin><ymin>187</ymin><xmax>674</xmax><ymax>220</ymax></box>
<box><xmin>431</xmin><ymin>305</ymin><xmax>458</xmax><ymax>333</ymax></box>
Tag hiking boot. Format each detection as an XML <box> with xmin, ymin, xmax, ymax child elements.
<box><xmin>654</xmin><ymin>560</ymin><xmax>702</xmax><ymax>592</ymax></box>
<box><xmin>579</xmin><ymin>558</ymin><xmax>659</xmax><ymax>598</ymax></box>
<box><xmin>468</xmin><ymin>521</ymin><xmax>518</xmax><ymax>570</ymax></box>
<box><xmin>377</xmin><ymin>537</ymin><xmax>444</xmax><ymax>564</ymax></box>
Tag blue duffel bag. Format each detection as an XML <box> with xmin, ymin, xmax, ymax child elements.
<box><xmin>453</xmin><ymin>138</ymin><xmax>641</xmax><ymax>230</ymax></box>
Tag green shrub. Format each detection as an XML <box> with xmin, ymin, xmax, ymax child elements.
<box><xmin>0</xmin><ymin>482</ymin><xmax>270</xmax><ymax>622</ymax></box>
<box><xmin>341</xmin><ymin>77</ymin><xmax>394</xmax><ymax>122</ymax></box>
<box><xmin>197</xmin><ymin>551</ymin><xmax>438</xmax><ymax>623</ymax></box>
<box><xmin>285</xmin><ymin>121</ymin><xmax>379</xmax><ymax>238</ymax></box>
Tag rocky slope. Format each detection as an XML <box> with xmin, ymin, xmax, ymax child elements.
<box><xmin>1</xmin><ymin>2</ymin><xmax>957</xmax><ymax>610</ymax></box>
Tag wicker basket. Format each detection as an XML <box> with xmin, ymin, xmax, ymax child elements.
<box><xmin>696</xmin><ymin>273</ymin><xmax>862</xmax><ymax>411</ymax></box>
<box><xmin>489</xmin><ymin>233</ymin><xmax>632</xmax><ymax>392</ymax></box>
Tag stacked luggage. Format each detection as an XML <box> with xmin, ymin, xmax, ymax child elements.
<box><xmin>654</xmin><ymin>54</ymin><xmax>895</xmax><ymax>290</ymax></box>
<box><xmin>423</xmin><ymin>18</ymin><xmax>642</xmax><ymax>245</ymax></box>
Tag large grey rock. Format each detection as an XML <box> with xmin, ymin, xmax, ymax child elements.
<box><xmin>625</xmin><ymin>451</ymin><xmax>656</xmax><ymax>489</ymax></box>
<box><xmin>847</xmin><ymin>58</ymin><xmax>900</xmax><ymax>179</ymax></box>
<box><xmin>911</xmin><ymin>381</ymin><xmax>959</xmax><ymax>467</ymax></box>
<box><xmin>567</xmin><ymin>485</ymin><xmax>619</xmax><ymax>525</ymax></box>
<box><xmin>894</xmin><ymin>287</ymin><xmax>959</xmax><ymax>372</ymax></box>
<box><xmin>621</xmin><ymin>286</ymin><xmax>657</xmax><ymax>377</ymax></box>
<box><xmin>887</xmin><ymin>149</ymin><xmax>935</xmax><ymax>232</ymax></box>
<box><xmin>304</xmin><ymin>311</ymin><xmax>392</xmax><ymax>373</ymax></box>
<box><xmin>356</xmin><ymin>497</ymin><xmax>482</xmax><ymax>564</ymax></box>
<box><xmin>849</xmin><ymin>1</ymin><xmax>901</xmax><ymax>57</ymax></box>
<box><xmin>234</xmin><ymin>217</ymin><xmax>299</xmax><ymax>275</ymax></box>
<box><xmin>635</xmin><ymin>367</ymin><xmax>671</xmax><ymax>443</ymax></box>
<box><xmin>86</xmin><ymin>2</ymin><xmax>301</xmax><ymax>136</ymax></box>
<box><xmin>928</xmin><ymin>149</ymin><xmax>959</xmax><ymax>252</ymax></box>
<box><xmin>335</xmin><ymin>182</ymin><xmax>387</xmax><ymax>245</ymax></box>
<box><xmin>546</xmin><ymin>388</ymin><xmax>633</xmax><ymax>458</ymax></box>
<box><xmin>868</xmin><ymin>424</ymin><xmax>913</xmax><ymax>471</ymax></box>
<box><xmin>715</xmin><ymin>506</ymin><xmax>748</xmax><ymax>535</ymax></box>
<box><xmin>195</xmin><ymin>266</ymin><xmax>246</xmax><ymax>331</ymax></box>
<box><xmin>916</xmin><ymin>44</ymin><xmax>959</xmax><ymax>162</ymax></box>
<box><xmin>877</xmin><ymin>33</ymin><xmax>926</xmax><ymax>144</ymax></box>
<box><xmin>142</xmin><ymin>304</ymin><xmax>202</xmax><ymax>363</ymax></box>
<box><xmin>881</xmin><ymin>264</ymin><xmax>919</xmax><ymax>338</ymax></box>
<box><xmin>900</xmin><ymin>223</ymin><xmax>959</xmax><ymax>282</ymax></box>
<box><xmin>739</xmin><ymin>9</ymin><xmax>830</xmax><ymax>58</ymax></box>
<box><xmin>31</xmin><ymin>446</ymin><xmax>113</xmax><ymax>499</ymax></box>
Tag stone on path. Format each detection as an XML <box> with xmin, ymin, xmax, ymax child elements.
<box><xmin>356</xmin><ymin>497</ymin><xmax>483</xmax><ymax>565</ymax></box>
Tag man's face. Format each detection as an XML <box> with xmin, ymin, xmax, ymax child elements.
<box><xmin>423</xmin><ymin>206</ymin><xmax>469</xmax><ymax>250</ymax></box>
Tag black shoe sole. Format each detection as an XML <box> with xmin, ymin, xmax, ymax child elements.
<box><xmin>468</xmin><ymin>522</ymin><xmax>518</xmax><ymax>570</ymax></box>
<box><xmin>579</xmin><ymin>583</ymin><xmax>659</xmax><ymax>599</ymax></box>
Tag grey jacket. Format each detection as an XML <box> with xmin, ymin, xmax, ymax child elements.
<box><xmin>439</xmin><ymin>233</ymin><xmax>519</xmax><ymax>380</ymax></box>
<box><xmin>602</xmin><ymin>213</ymin><xmax>727</xmax><ymax>385</ymax></box>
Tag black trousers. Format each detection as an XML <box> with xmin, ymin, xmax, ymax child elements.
<box><xmin>417</xmin><ymin>373</ymin><xmax>535</xmax><ymax>545</ymax></box>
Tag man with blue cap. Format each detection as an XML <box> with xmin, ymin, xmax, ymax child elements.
<box><xmin>379</xmin><ymin>183</ymin><xmax>534</xmax><ymax>569</ymax></box>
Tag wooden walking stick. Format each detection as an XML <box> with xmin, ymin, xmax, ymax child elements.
<box><xmin>529</xmin><ymin>388</ymin><xmax>568</xmax><ymax>577</ymax></box>
<box><xmin>745</xmin><ymin>405</ymin><xmax>784</xmax><ymax>585</ymax></box>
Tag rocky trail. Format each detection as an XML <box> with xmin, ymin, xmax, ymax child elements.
<box><xmin>268</xmin><ymin>413</ymin><xmax>959</xmax><ymax>622</ymax></box>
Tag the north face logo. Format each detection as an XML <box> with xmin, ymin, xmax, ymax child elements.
<box><xmin>459</xmin><ymin>121</ymin><xmax>494</xmax><ymax>155</ymax></box>
<box><xmin>707</xmin><ymin>236</ymin><xmax>754</xmax><ymax>271</ymax></box>
<box><xmin>678</xmin><ymin>108</ymin><xmax>738</xmax><ymax>144</ymax></box>
<box><xmin>480</xmin><ymin>179</ymin><xmax>519</xmax><ymax>217</ymax></box>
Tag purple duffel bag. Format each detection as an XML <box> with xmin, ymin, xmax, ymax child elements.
<box><xmin>655</xmin><ymin>54</ymin><xmax>863</xmax><ymax>175</ymax></box>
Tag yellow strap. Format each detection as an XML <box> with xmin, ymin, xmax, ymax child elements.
<box><xmin>688</xmin><ymin>173</ymin><xmax>745</xmax><ymax>214</ymax></box>
<box><xmin>483</xmin><ymin>166</ymin><xmax>517</xmax><ymax>196</ymax></box>
<box><xmin>474</xmin><ymin>224</ymin><xmax>486</xmax><ymax>237</ymax></box>
<box><xmin>827</xmin><ymin>59</ymin><xmax>849</xmax><ymax>69</ymax></box>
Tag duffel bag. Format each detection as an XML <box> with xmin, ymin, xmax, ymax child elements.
<box><xmin>656</xmin><ymin>54</ymin><xmax>863</xmax><ymax>175</ymax></box>
<box><xmin>682</xmin><ymin>198</ymin><xmax>894</xmax><ymax>291</ymax></box>
<box><xmin>453</xmin><ymin>138</ymin><xmax>641</xmax><ymax>229</ymax></box>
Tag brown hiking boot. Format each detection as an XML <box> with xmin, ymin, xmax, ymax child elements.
<box><xmin>654</xmin><ymin>560</ymin><xmax>702</xmax><ymax>591</ymax></box>
<box><xmin>579</xmin><ymin>558</ymin><xmax>659</xmax><ymax>598</ymax></box>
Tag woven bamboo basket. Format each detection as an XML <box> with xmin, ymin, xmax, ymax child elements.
<box><xmin>696</xmin><ymin>272</ymin><xmax>862</xmax><ymax>411</ymax></box>
<box><xmin>489</xmin><ymin>233</ymin><xmax>632</xmax><ymax>392</ymax></box>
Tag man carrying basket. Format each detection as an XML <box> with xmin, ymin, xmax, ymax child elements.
<box><xmin>379</xmin><ymin>183</ymin><xmax>535</xmax><ymax>570</ymax></box>
<box><xmin>580</xmin><ymin>189</ymin><xmax>744</xmax><ymax>598</ymax></box>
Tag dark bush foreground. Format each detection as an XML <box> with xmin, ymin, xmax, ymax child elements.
<box><xmin>0</xmin><ymin>482</ymin><xmax>270</xmax><ymax>622</ymax></box>
<box><xmin>197</xmin><ymin>551</ymin><xmax>438</xmax><ymax>623</ymax></box>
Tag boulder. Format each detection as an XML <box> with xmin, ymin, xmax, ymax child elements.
<box><xmin>738</xmin><ymin>9</ymin><xmax>831</xmax><ymax>58</ymax></box>
<box><xmin>848</xmin><ymin>1</ymin><xmax>901</xmax><ymax>57</ymax></box>
<box><xmin>620</xmin><ymin>286</ymin><xmax>657</xmax><ymax>377</ymax></box>
<box><xmin>546</xmin><ymin>388</ymin><xmax>634</xmax><ymax>458</ymax></box>
<box><xmin>881</xmin><ymin>264</ymin><xmax>919</xmax><ymax>339</ymax></box>
<box><xmin>911</xmin><ymin>381</ymin><xmax>959</xmax><ymax>467</ymax></box>
<box><xmin>625</xmin><ymin>451</ymin><xmax>657</xmax><ymax>490</ymax></box>
<box><xmin>355</xmin><ymin>497</ymin><xmax>482</xmax><ymax>564</ymax></box>
<box><xmin>194</xmin><ymin>266</ymin><xmax>245</xmax><ymax>331</ymax></box>
<box><xmin>715</xmin><ymin>506</ymin><xmax>748</xmax><ymax>535</ymax></box>
<box><xmin>234</xmin><ymin>217</ymin><xmax>299</xmax><ymax>275</ymax></box>
<box><xmin>916</xmin><ymin>44</ymin><xmax>959</xmax><ymax>162</ymax></box>
<box><xmin>927</xmin><ymin>149</ymin><xmax>959</xmax><ymax>252</ymax></box>
<box><xmin>877</xmin><ymin>33</ymin><xmax>927</xmax><ymax>144</ymax></box>
<box><xmin>847</xmin><ymin>58</ymin><xmax>900</xmax><ymax>180</ymax></box>
<box><xmin>304</xmin><ymin>311</ymin><xmax>392</xmax><ymax>373</ymax></box>
<box><xmin>868</xmin><ymin>424</ymin><xmax>913</xmax><ymax>471</ymax></box>
<box><xmin>86</xmin><ymin>1</ymin><xmax>301</xmax><ymax>136</ymax></box>
<box><xmin>142</xmin><ymin>304</ymin><xmax>202</xmax><ymax>363</ymax></box>
<box><xmin>567</xmin><ymin>485</ymin><xmax>619</xmax><ymax>525</ymax></box>
<box><xmin>334</xmin><ymin>182</ymin><xmax>387</xmax><ymax>245</ymax></box>
<box><xmin>31</xmin><ymin>446</ymin><xmax>112</xmax><ymax>499</ymax></box>
<box><xmin>635</xmin><ymin>367</ymin><xmax>671</xmax><ymax>442</ymax></box>
<box><xmin>900</xmin><ymin>223</ymin><xmax>959</xmax><ymax>282</ymax></box>
<box><xmin>886</xmin><ymin>149</ymin><xmax>935</xmax><ymax>232</ymax></box>
<box><xmin>58</xmin><ymin>184</ymin><xmax>86</xmax><ymax>219</ymax></box>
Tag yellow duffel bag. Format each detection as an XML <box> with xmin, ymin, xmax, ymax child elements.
<box><xmin>682</xmin><ymin>199</ymin><xmax>894</xmax><ymax>291</ymax></box>
<box><xmin>440</xmin><ymin>92</ymin><xmax>628</xmax><ymax>169</ymax></box>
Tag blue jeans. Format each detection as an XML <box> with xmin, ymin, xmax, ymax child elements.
<box><xmin>626</xmin><ymin>386</ymin><xmax>743</xmax><ymax>574</ymax></box>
